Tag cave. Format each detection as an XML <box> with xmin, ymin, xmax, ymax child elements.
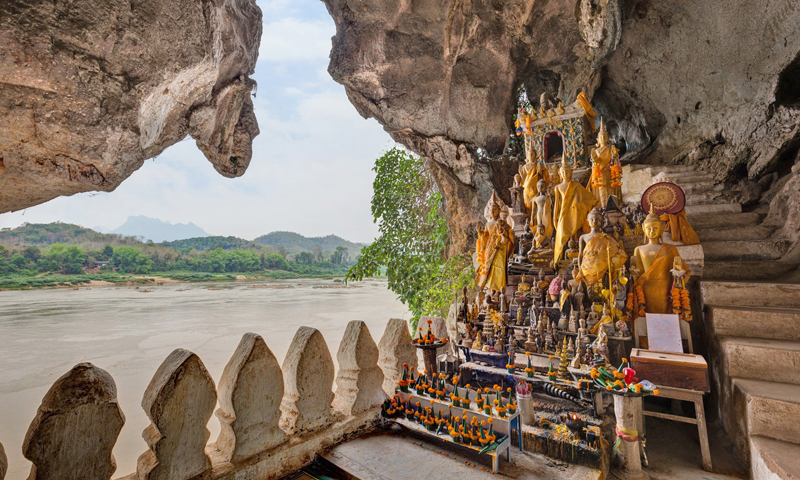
<box><xmin>776</xmin><ymin>51</ymin><xmax>800</xmax><ymax>107</ymax></box>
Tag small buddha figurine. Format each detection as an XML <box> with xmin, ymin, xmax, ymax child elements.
<box><xmin>586</xmin><ymin>303</ymin><xmax>600</xmax><ymax>331</ymax></box>
<box><xmin>517</xmin><ymin>274</ymin><xmax>531</xmax><ymax>294</ymax></box>
<box><xmin>525</xmin><ymin>327</ymin><xmax>537</xmax><ymax>352</ymax></box>
<box><xmin>588</xmin><ymin>119</ymin><xmax>622</xmax><ymax>208</ymax></box>
<box><xmin>577</xmin><ymin>318</ymin><xmax>590</xmax><ymax>348</ymax></box>
<box><xmin>590</xmin><ymin>304</ymin><xmax>614</xmax><ymax>335</ymax></box>
<box><xmin>494</xmin><ymin>334</ymin><xmax>505</xmax><ymax>355</ymax></box>
<box><xmin>564</xmin><ymin>238</ymin><xmax>579</xmax><ymax>264</ymax></box>
<box><xmin>557</xmin><ymin>312</ymin><xmax>568</xmax><ymax>331</ymax></box>
<box><xmin>471</xmin><ymin>331</ymin><xmax>484</xmax><ymax>350</ymax></box>
<box><xmin>568</xmin><ymin>311</ymin><xmax>578</xmax><ymax>333</ymax></box>
<box><xmin>499</xmin><ymin>288</ymin><xmax>508</xmax><ymax>313</ymax></box>
<box><xmin>632</xmin><ymin>209</ymin><xmax>691</xmax><ymax>314</ymax></box>
<box><xmin>552</xmin><ymin>153</ymin><xmax>600</xmax><ymax>268</ymax></box>
<box><xmin>530</xmin><ymin>179</ymin><xmax>553</xmax><ymax>237</ymax></box>
<box><xmin>537</xmin><ymin>310</ymin><xmax>545</xmax><ymax>338</ymax></box>
<box><xmin>567</xmin><ymin>337</ymin><xmax>575</xmax><ymax>359</ymax></box>
<box><xmin>515</xmin><ymin>301</ymin><xmax>525</xmax><ymax>326</ymax></box>
<box><xmin>623</xmin><ymin>221</ymin><xmax>634</xmax><ymax>236</ymax></box>
<box><xmin>591</xmin><ymin>329</ymin><xmax>610</xmax><ymax>365</ymax></box>
<box><xmin>571</xmin><ymin>340</ymin><xmax>585</xmax><ymax>368</ymax></box>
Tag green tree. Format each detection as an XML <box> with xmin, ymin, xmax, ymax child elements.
<box><xmin>331</xmin><ymin>246</ymin><xmax>349</xmax><ymax>265</ymax></box>
<box><xmin>102</xmin><ymin>245</ymin><xmax>114</xmax><ymax>259</ymax></box>
<box><xmin>346</xmin><ymin>147</ymin><xmax>473</xmax><ymax>328</ymax></box>
<box><xmin>22</xmin><ymin>246</ymin><xmax>41</xmax><ymax>262</ymax></box>
<box><xmin>112</xmin><ymin>246</ymin><xmax>152</xmax><ymax>273</ymax></box>
<box><xmin>263</xmin><ymin>252</ymin><xmax>289</xmax><ymax>270</ymax></box>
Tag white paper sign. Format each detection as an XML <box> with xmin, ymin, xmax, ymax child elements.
<box><xmin>645</xmin><ymin>313</ymin><xmax>683</xmax><ymax>353</ymax></box>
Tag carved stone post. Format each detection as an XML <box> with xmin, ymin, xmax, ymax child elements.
<box><xmin>0</xmin><ymin>441</ymin><xmax>6</xmax><ymax>480</ymax></box>
<box><xmin>215</xmin><ymin>333</ymin><xmax>287</xmax><ymax>463</ymax></box>
<box><xmin>378</xmin><ymin>318</ymin><xmax>417</xmax><ymax>396</ymax></box>
<box><xmin>136</xmin><ymin>349</ymin><xmax>217</xmax><ymax>480</ymax></box>
<box><xmin>280</xmin><ymin>327</ymin><xmax>334</xmax><ymax>435</ymax></box>
<box><xmin>333</xmin><ymin>321</ymin><xmax>386</xmax><ymax>416</ymax></box>
<box><xmin>22</xmin><ymin>363</ymin><xmax>124</xmax><ymax>480</ymax></box>
<box><xmin>613</xmin><ymin>394</ymin><xmax>648</xmax><ymax>480</ymax></box>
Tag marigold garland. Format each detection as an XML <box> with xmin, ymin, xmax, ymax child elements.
<box><xmin>672</xmin><ymin>286</ymin><xmax>692</xmax><ymax>322</ymax></box>
<box><xmin>635</xmin><ymin>286</ymin><xmax>646</xmax><ymax>318</ymax></box>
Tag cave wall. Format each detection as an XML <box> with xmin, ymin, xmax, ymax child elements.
<box><xmin>323</xmin><ymin>0</ymin><xmax>800</xmax><ymax>255</ymax></box>
<box><xmin>0</xmin><ymin>0</ymin><xmax>262</xmax><ymax>213</ymax></box>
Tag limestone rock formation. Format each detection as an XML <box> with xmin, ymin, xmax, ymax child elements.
<box><xmin>0</xmin><ymin>0</ymin><xmax>262</xmax><ymax>213</ymax></box>
<box><xmin>137</xmin><ymin>349</ymin><xmax>217</xmax><ymax>480</ymax></box>
<box><xmin>378</xmin><ymin>318</ymin><xmax>417</xmax><ymax>395</ymax></box>
<box><xmin>280</xmin><ymin>327</ymin><xmax>335</xmax><ymax>434</ymax></box>
<box><xmin>333</xmin><ymin>321</ymin><xmax>386</xmax><ymax>416</ymax></box>
<box><xmin>323</xmin><ymin>0</ymin><xmax>800</xmax><ymax>253</ymax></box>
<box><xmin>22</xmin><ymin>363</ymin><xmax>124</xmax><ymax>480</ymax></box>
<box><xmin>215</xmin><ymin>333</ymin><xmax>287</xmax><ymax>464</ymax></box>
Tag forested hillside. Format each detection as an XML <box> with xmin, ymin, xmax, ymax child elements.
<box><xmin>254</xmin><ymin>231</ymin><xmax>366</xmax><ymax>256</ymax></box>
<box><xmin>0</xmin><ymin>223</ymin><xmax>364</xmax><ymax>289</ymax></box>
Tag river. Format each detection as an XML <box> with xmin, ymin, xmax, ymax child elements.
<box><xmin>0</xmin><ymin>279</ymin><xmax>409</xmax><ymax>478</ymax></box>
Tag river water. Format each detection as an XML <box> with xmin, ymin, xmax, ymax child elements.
<box><xmin>0</xmin><ymin>279</ymin><xmax>409</xmax><ymax>478</ymax></box>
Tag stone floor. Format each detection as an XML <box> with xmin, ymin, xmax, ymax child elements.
<box><xmin>321</xmin><ymin>415</ymin><xmax>747</xmax><ymax>480</ymax></box>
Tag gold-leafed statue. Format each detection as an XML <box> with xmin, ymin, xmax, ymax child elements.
<box><xmin>632</xmin><ymin>209</ymin><xmax>691</xmax><ymax>314</ymax></box>
<box><xmin>477</xmin><ymin>192</ymin><xmax>515</xmax><ymax>293</ymax></box>
<box><xmin>520</xmin><ymin>138</ymin><xmax>550</xmax><ymax>212</ymax></box>
<box><xmin>552</xmin><ymin>154</ymin><xmax>600</xmax><ymax>268</ymax></box>
<box><xmin>576</xmin><ymin>208</ymin><xmax>628</xmax><ymax>286</ymax></box>
<box><xmin>588</xmin><ymin>119</ymin><xmax>622</xmax><ymax>208</ymax></box>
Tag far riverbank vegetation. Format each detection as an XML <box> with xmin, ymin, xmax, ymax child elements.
<box><xmin>0</xmin><ymin>223</ymin><xmax>363</xmax><ymax>290</ymax></box>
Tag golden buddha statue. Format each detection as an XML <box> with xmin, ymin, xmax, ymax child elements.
<box><xmin>477</xmin><ymin>192</ymin><xmax>514</xmax><ymax>294</ymax></box>
<box><xmin>576</xmin><ymin>208</ymin><xmax>628</xmax><ymax>286</ymax></box>
<box><xmin>517</xmin><ymin>274</ymin><xmax>531</xmax><ymax>294</ymax></box>
<box><xmin>519</xmin><ymin>140</ymin><xmax>550</xmax><ymax>213</ymax></box>
<box><xmin>588</xmin><ymin>119</ymin><xmax>622</xmax><ymax>208</ymax></box>
<box><xmin>632</xmin><ymin>209</ymin><xmax>691</xmax><ymax>314</ymax></box>
<box><xmin>552</xmin><ymin>154</ymin><xmax>600</xmax><ymax>268</ymax></box>
<box><xmin>527</xmin><ymin>224</ymin><xmax>553</xmax><ymax>262</ymax></box>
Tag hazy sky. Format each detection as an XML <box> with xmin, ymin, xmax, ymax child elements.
<box><xmin>0</xmin><ymin>0</ymin><xmax>393</xmax><ymax>243</ymax></box>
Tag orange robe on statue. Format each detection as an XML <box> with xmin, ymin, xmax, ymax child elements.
<box><xmin>553</xmin><ymin>182</ymin><xmax>599</xmax><ymax>264</ymax></box>
<box><xmin>633</xmin><ymin>244</ymin><xmax>691</xmax><ymax>314</ymax></box>
<box><xmin>660</xmin><ymin>210</ymin><xmax>700</xmax><ymax>245</ymax></box>
<box><xmin>478</xmin><ymin>222</ymin><xmax>514</xmax><ymax>292</ymax></box>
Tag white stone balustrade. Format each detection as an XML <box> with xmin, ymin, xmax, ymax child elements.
<box><xmin>377</xmin><ymin>317</ymin><xmax>416</xmax><ymax>395</ymax></box>
<box><xmin>9</xmin><ymin>320</ymin><xmax>405</xmax><ymax>480</ymax></box>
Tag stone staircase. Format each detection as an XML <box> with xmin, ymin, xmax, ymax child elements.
<box><xmin>647</xmin><ymin>165</ymin><xmax>800</xmax><ymax>480</ymax></box>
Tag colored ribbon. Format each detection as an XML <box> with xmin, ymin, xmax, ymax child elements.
<box><xmin>613</xmin><ymin>424</ymin><xmax>639</xmax><ymax>452</ymax></box>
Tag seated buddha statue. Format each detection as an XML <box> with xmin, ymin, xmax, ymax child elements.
<box><xmin>527</xmin><ymin>224</ymin><xmax>553</xmax><ymax>263</ymax></box>
<box><xmin>576</xmin><ymin>208</ymin><xmax>628</xmax><ymax>287</ymax></box>
<box><xmin>632</xmin><ymin>209</ymin><xmax>691</xmax><ymax>314</ymax></box>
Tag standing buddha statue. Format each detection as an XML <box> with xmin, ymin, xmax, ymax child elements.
<box><xmin>588</xmin><ymin>119</ymin><xmax>622</xmax><ymax>208</ymax></box>
<box><xmin>530</xmin><ymin>179</ymin><xmax>554</xmax><ymax>238</ymax></box>
<box><xmin>552</xmin><ymin>154</ymin><xmax>600</xmax><ymax>268</ymax></box>
<box><xmin>476</xmin><ymin>192</ymin><xmax>515</xmax><ymax>294</ymax></box>
<box><xmin>632</xmin><ymin>209</ymin><xmax>692</xmax><ymax>314</ymax></box>
<box><xmin>520</xmin><ymin>142</ymin><xmax>550</xmax><ymax>213</ymax></box>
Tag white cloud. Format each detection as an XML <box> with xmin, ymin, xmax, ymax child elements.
<box><xmin>259</xmin><ymin>18</ymin><xmax>334</xmax><ymax>64</ymax></box>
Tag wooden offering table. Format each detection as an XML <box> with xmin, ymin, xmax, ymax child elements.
<box><xmin>393</xmin><ymin>390</ymin><xmax>521</xmax><ymax>473</ymax></box>
<box><xmin>630</xmin><ymin>349</ymin><xmax>712</xmax><ymax>472</ymax></box>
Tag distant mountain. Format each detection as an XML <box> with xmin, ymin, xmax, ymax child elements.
<box><xmin>110</xmin><ymin>216</ymin><xmax>211</xmax><ymax>243</ymax></box>
<box><xmin>254</xmin><ymin>231</ymin><xmax>367</xmax><ymax>256</ymax></box>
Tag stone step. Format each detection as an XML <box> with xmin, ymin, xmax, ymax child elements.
<box><xmin>733</xmin><ymin>379</ymin><xmax>800</xmax><ymax>446</ymax></box>
<box><xmin>697</xmin><ymin>225</ymin><xmax>776</xmax><ymax>242</ymax></box>
<box><xmin>703</xmin><ymin>239</ymin><xmax>792</xmax><ymax>261</ymax></box>
<box><xmin>722</xmin><ymin>337</ymin><xmax>800</xmax><ymax>385</ymax></box>
<box><xmin>682</xmin><ymin>182</ymin><xmax>721</xmax><ymax>195</ymax></box>
<box><xmin>668</xmin><ymin>173</ymin><xmax>716</xmax><ymax>183</ymax></box>
<box><xmin>650</xmin><ymin>164</ymin><xmax>698</xmax><ymax>174</ymax></box>
<box><xmin>685</xmin><ymin>192</ymin><xmax>737</xmax><ymax>206</ymax></box>
<box><xmin>685</xmin><ymin>202</ymin><xmax>742</xmax><ymax>216</ymax></box>
<box><xmin>702</xmin><ymin>280</ymin><xmax>800</xmax><ymax>308</ymax></box>
<box><xmin>702</xmin><ymin>261</ymin><xmax>799</xmax><ymax>281</ymax></box>
<box><xmin>706</xmin><ymin>305</ymin><xmax>800</xmax><ymax>341</ymax></box>
<box><xmin>749</xmin><ymin>436</ymin><xmax>800</xmax><ymax>480</ymax></box>
<box><xmin>689</xmin><ymin>212</ymin><xmax>765</xmax><ymax>230</ymax></box>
